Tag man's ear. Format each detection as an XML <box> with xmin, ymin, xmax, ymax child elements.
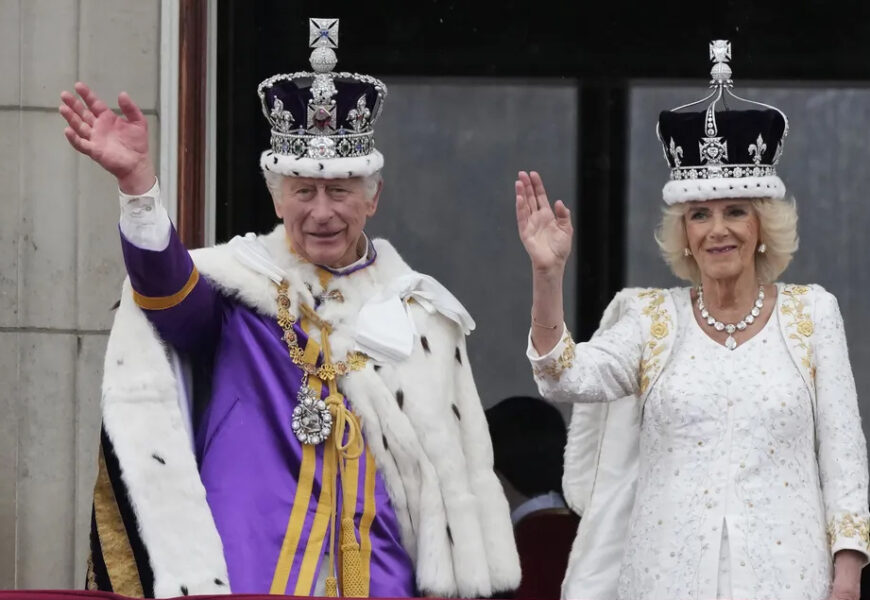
<box><xmin>271</xmin><ymin>177</ymin><xmax>286</xmax><ymax>219</ymax></box>
<box><xmin>366</xmin><ymin>180</ymin><xmax>383</xmax><ymax>217</ymax></box>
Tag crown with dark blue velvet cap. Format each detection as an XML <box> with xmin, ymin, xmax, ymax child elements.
<box><xmin>258</xmin><ymin>18</ymin><xmax>388</xmax><ymax>179</ymax></box>
<box><xmin>657</xmin><ymin>40</ymin><xmax>789</xmax><ymax>205</ymax></box>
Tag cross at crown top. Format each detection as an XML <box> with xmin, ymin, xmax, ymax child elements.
<box><xmin>309</xmin><ymin>18</ymin><xmax>339</xmax><ymax>49</ymax></box>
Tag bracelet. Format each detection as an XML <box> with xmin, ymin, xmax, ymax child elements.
<box><xmin>531</xmin><ymin>315</ymin><xmax>560</xmax><ymax>330</ymax></box>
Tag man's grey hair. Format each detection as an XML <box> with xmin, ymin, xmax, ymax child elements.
<box><xmin>263</xmin><ymin>170</ymin><xmax>383</xmax><ymax>201</ymax></box>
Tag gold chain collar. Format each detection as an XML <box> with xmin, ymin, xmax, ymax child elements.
<box><xmin>276</xmin><ymin>281</ymin><xmax>368</xmax><ymax>380</ymax></box>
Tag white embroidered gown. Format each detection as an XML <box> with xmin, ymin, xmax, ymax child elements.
<box><xmin>529</xmin><ymin>286</ymin><xmax>870</xmax><ymax>600</ymax></box>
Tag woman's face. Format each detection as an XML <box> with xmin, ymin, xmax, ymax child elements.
<box><xmin>683</xmin><ymin>199</ymin><xmax>760</xmax><ymax>283</ymax></box>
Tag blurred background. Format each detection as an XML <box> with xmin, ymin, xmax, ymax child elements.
<box><xmin>1</xmin><ymin>0</ymin><xmax>869</xmax><ymax>589</ymax></box>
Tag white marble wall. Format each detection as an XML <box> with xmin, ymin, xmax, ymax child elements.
<box><xmin>0</xmin><ymin>0</ymin><xmax>161</xmax><ymax>589</ymax></box>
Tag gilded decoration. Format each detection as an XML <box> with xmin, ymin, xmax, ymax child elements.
<box><xmin>780</xmin><ymin>285</ymin><xmax>816</xmax><ymax>381</ymax></box>
<box><xmin>533</xmin><ymin>333</ymin><xmax>577</xmax><ymax>381</ymax></box>
<box><xmin>639</xmin><ymin>289</ymin><xmax>672</xmax><ymax>394</ymax></box>
<box><xmin>275</xmin><ymin>280</ymin><xmax>369</xmax><ymax>380</ymax></box>
<box><xmin>827</xmin><ymin>513</ymin><xmax>870</xmax><ymax>552</ymax></box>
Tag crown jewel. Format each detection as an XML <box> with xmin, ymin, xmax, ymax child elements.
<box><xmin>656</xmin><ymin>41</ymin><xmax>790</xmax><ymax>204</ymax></box>
<box><xmin>257</xmin><ymin>18</ymin><xmax>387</xmax><ymax>176</ymax></box>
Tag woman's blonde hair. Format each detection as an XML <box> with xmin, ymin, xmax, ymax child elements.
<box><xmin>655</xmin><ymin>197</ymin><xmax>799</xmax><ymax>285</ymax></box>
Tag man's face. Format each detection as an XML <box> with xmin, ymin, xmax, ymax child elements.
<box><xmin>274</xmin><ymin>176</ymin><xmax>381</xmax><ymax>268</ymax></box>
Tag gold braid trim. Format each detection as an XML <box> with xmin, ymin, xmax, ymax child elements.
<box><xmin>132</xmin><ymin>267</ymin><xmax>200</xmax><ymax>310</ymax></box>
<box><xmin>93</xmin><ymin>445</ymin><xmax>144</xmax><ymax>597</ymax></box>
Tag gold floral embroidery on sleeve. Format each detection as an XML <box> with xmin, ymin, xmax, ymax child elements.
<box><xmin>780</xmin><ymin>284</ymin><xmax>816</xmax><ymax>381</ymax></box>
<box><xmin>638</xmin><ymin>289</ymin><xmax>671</xmax><ymax>394</ymax></box>
<box><xmin>827</xmin><ymin>513</ymin><xmax>870</xmax><ymax>552</ymax></box>
<box><xmin>533</xmin><ymin>333</ymin><xmax>577</xmax><ymax>381</ymax></box>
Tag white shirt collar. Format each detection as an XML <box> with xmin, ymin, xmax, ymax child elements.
<box><xmin>328</xmin><ymin>232</ymin><xmax>372</xmax><ymax>274</ymax></box>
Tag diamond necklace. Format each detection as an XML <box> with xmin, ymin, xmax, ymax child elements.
<box><xmin>697</xmin><ymin>285</ymin><xmax>765</xmax><ymax>350</ymax></box>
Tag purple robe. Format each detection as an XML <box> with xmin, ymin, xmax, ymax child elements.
<box><xmin>121</xmin><ymin>227</ymin><xmax>416</xmax><ymax>596</ymax></box>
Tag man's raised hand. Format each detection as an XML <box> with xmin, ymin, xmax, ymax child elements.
<box><xmin>59</xmin><ymin>82</ymin><xmax>155</xmax><ymax>194</ymax></box>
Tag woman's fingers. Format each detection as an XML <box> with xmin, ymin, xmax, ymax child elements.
<box><xmin>518</xmin><ymin>171</ymin><xmax>540</xmax><ymax>210</ymax></box>
<box><xmin>517</xmin><ymin>173</ymin><xmax>536</xmax><ymax>215</ymax></box>
<box><xmin>74</xmin><ymin>82</ymin><xmax>110</xmax><ymax>118</ymax></box>
<box><xmin>516</xmin><ymin>193</ymin><xmax>530</xmax><ymax>235</ymax></box>
<box><xmin>554</xmin><ymin>199</ymin><xmax>571</xmax><ymax>222</ymax></box>
<box><xmin>118</xmin><ymin>92</ymin><xmax>146</xmax><ymax>124</ymax></box>
<box><xmin>530</xmin><ymin>171</ymin><xmax>550</xmax><ymax>210</ymax></box>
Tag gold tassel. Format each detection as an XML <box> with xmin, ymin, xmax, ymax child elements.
<box><xmin>340</xmin><ymin>516</ymin><xmax>367</xmax><ymax>597</ymax></box>
<box><xmin>325</xmin><ymin>575</ymin><xmax>339</xmax><ymax>597</ymax></box>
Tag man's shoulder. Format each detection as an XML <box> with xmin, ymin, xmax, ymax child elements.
<box><xmin>370</xmin><ymin>238</ymin><xmax>475</xmax><ymax>338</ymax></box>
<box><xmin>370</xmin><ymin>237</ymin><xmax>415</xmax><ymax>280</ymax></box>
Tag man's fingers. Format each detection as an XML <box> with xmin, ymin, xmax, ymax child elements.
<box><xmin>58</xmin><ymin>104</ymin><xmax>76</xmax><ymax>127</ymax></box>
<box><xmin>61</xmin><ymin>92</ymin><xmax>96</xmax><ymax>126</ymax></box>
<box><xmin>118</xmin><ymin>92</ymin><xmax>146</xmax><ymax>124</ymax></box>
<box><xmin>75</xmin><ymin>82</ymin><xmax>110</xmax><ymax>117</ymax></box>
<box><xmin>64</xmin><ymin>127</ymin><xmax>95</xmax><ymax>156</ymax></box>
<box><xmin>59</xmin><ymin>105</ymin><xmax>92</xmax><ymax>139</ymax></box>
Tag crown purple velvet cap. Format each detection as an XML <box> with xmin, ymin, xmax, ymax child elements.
<box><xmin>657</xmin><ymin>40</ymin><xmax>790</xmax><ymax>205</ymax></box>
<box><xmin>258</xmin><ymin>18</ymin><xmax>388</xmax><ymax>179</ymax></box>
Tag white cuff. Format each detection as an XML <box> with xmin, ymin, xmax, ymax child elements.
<box><xmin>119</xmin><ymin>178</ymin><xmax>171</xmax><ymax>251</ymax></box>
<box><xmin>527</xmin><ymin>324</ymin><xmax>577</xmax><ymax>383</ymax></box>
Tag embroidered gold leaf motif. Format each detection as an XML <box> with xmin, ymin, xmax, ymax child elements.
<box><xmin>640</xmin><ymin>375</ymin><xmax>650</xmax><ymax>394</ymax></box>
<box><xmin>780</xmin><ymin>284</ymin><xmax>815</xmax><ymax>382</ymax></box>
<box><xmin>532</xmin><ymin>334</ymin><xmax>577</xmax><ymax>381</ymax></box>
<box><xmin>797</xmin><ymin>320</ymin><xmax>814</xmax><ymax>337</ymax></box>
<box><xmin>638</xmin><ymin>289</ymin><xmax>671</xmax><ymax>394</ymax></box>
<box><xmin>650</xmin><ymin>321</ymin><xmax>669</xmax><ymax>339</ymax></box>
<box><xmin>827</xmin><ymin>513</ymin><xmax>870</xmax><ymax>551</ymax></box>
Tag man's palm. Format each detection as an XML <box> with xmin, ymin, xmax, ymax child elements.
<box><xmin>88</xmin><ymin>110</ymin><xmax>149</xmax><ymax>179</ymax></box>
<box><xmin>60</xmin><ymin>83</ymin><xmax>152</xmax><ymax>189</ymax></box>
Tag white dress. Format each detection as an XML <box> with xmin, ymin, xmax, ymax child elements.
<box><xmin>528</xmin><ymin>285</ymin><xmax>870</xmax><ymax>600</ymax></box>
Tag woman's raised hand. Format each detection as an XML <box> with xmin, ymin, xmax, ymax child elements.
<box><xmin>59</xmin><ymin>82</ymin><xmax>155</xmax><ymax>194</ymax></box>
<box><xmin>515</xmin><ymin>171</ymin><xmax>573</xmax><ymax>276</ymax></box>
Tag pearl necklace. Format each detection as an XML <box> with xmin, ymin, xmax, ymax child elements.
<box><xmin>697</xmin><ymin>285</ymin><xmax>765</xmax><ymax>350</ymax></box>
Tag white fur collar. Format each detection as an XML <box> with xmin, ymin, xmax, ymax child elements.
<box><xmin>193</xmin><ymin>225</ymin><xmax>474</xmax><ymax>363</ymax></box>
